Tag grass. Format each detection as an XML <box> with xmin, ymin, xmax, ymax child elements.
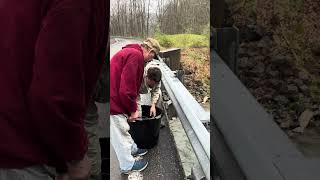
<box><xmin>155</xmin><ymin>33</ymin><xmax>209</xmax><ymax>49</ymax></box>
<box><xmin>153</xmin><ymin>33</ymin><xmax>210</xmax><ymax>97</ymax></box>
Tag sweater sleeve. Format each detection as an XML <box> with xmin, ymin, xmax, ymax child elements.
<box><xmin>150</xmin><ymin>82</ymin><xmax>161</xmax><ymax>104</ymax></box>
<box><xmin>119</xmin><ymin>53</ymin><xmax>143</xmax><ymax>113</ymax></box>
<box><xmin>27</xmin><ymin>5</ymin><xmax>92</xmax><ymax>162</ymax></box>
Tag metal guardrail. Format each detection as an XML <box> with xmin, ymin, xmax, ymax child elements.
<box><xmin>212</xmin><ymin>44</ymin><xmax>320</xmax><ymax>180</ymax></box>
<box><xmin>212</xmin><ymin>27</ymin><xmax>239</xmax><ymax>75</ymax></box>
<box><xmin>157</xmin><ymin>54</ymin><xmax>210</xmax><ymax>180</ymax></box>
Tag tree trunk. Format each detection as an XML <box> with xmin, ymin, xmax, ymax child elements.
<box><xmin>147</xmin><ymin>0</ymin><xmax>150</xmax><ymax>36</ymax></box>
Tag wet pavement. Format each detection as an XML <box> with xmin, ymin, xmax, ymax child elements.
<box><xmin>110</xmin><ymin>116</ymin><xmax>184</xmax><ymax>180</ymax></box>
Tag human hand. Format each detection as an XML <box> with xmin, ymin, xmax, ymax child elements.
<box><xmin>67</xmin><ymin>154</ymin><xmax>90</xmax><ymax>180</ymax></box>
<box><xmin>128</xmin><ymin>110</ymin><xmax>139</xmax><ymax>122</ymax></box>
<box><xmin>150</xmin><ymin>104</ymin><xmax>156</xmax><ymax>118</ymax></box>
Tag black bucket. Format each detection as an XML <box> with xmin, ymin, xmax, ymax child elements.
<box><xmin>129</xmin><ymin>105</ymin><xmax>162</xmax><ymax>149</ymax></box>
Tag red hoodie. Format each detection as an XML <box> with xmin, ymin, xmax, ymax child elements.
<box><xmin>0</xmin><ymin>0</ymin><xmax>108</xmax><ymax>168</ymax></box>
<box><xmin>110</xmin><ymin>44</ymin><xmax>145</xmax><ymax>115</ymax></box>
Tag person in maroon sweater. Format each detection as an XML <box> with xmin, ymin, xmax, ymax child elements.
<box><xmin>0</xmin><ymin>0</ymin><xmax>108</xmax><ymax>179</ymax></box>
<box><xmin>110</xmin><ymin>38</ymin><xmax>160</xmax><ymax>174</ymax></box>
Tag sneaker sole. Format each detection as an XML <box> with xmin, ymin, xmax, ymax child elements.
<box><xmin>137</xmin><ymin>151</ymin><xmax>148</xmax><ymax>156</ymax></box>
<box><xmin>132</xmin><ymin>151</ymin><xmax>148</xmax><ymax>157</ymax></box>
<box><xmin>123</xmin><ymin>162</ymin><xmax>148</xmax><ymax>175</ymax></box>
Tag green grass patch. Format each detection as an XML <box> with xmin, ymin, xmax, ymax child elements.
<box><xmin>154</xmin><ymin>34</ymin><xmax>209</xmax><ymax>49</ymax></box>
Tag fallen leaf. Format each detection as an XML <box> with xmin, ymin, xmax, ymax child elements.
<box><xmin>292</xmin><ymin>127</ymin><xmax>304</xmax><ymax>134</ymax></box>
<box><xmin>202</xmin><ymin>96</ymin><xmax>209</xmax><ymax>103</ymax></box>
<box><xmin>299</xmin><ymin>109</ymin><xmax>314</xmax><ymax>130</ymax></box>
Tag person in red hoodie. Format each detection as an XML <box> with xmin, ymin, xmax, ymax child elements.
<box><xmin>110</xmin><ymin>38</ymin><xmax>160</xmax><ymax>174</ymax></box>
<box><xmin>0</xmin><ymin>0</ymin><xmax>108</xmax><ymax>179</ymax></box>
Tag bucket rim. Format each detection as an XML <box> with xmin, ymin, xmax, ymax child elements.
<box><xmin>135</xmin><ymin>113</ymin><xmax>162</xmax><ymax>121</ymax></box>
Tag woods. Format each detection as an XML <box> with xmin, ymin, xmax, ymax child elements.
<box><xmin>110</xmin><ymin>0</ymin><xmax>150</xmax><ymax>37</ymax></box>
<box><xmin>110</xmin><ymin>0</ymin><xmax>210</xmax><ymax>37</ymax></box>
<box><xmin>220</xmin><ymin>0</ymin><xmax>320</xmax><ymax>142</ymax></box>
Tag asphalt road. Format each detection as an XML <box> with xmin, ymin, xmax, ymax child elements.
<box><xmin>110</xmin><ymin>116</ymin><xmax>184</xmax><ymax>180</ymax></box>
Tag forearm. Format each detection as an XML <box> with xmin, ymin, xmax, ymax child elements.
<box><xmin>151</xmin><ymin>87</ymin><xmax>161</xmax><ymax>105</ymax></box>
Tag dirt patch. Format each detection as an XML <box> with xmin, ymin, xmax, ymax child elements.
<box><xmin>237</xmin><ymin>26</ymin><xmax>320</xmax><ymax>155</ymax></box>
<box><xmin>180</xmin><ymin>48</ymin><xmax>210</xmax><ymax>106</ymax></box>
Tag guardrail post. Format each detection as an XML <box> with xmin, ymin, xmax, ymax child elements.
<box><xmin>212</xmin><ymin>27</ymin><xmax>239</xmax><ymax>75</ymax></box>
<box><xmin>161</xmin><ymin>90</ymin><xmax>177</xmax><ymax>120</ymax></box>
<box><xmin>159</xmin><ymin>48</ymin><xmax>181</xmax><ymax>71</ymax></box>
<box><xmin>175</xmin><ymin>70</ymin><xmax>185</xmax><ymax>84</ymax></box>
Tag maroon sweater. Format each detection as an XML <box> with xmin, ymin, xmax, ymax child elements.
<box><xmin>0</xmin><ymin>0</ymin><xmax>108</xmax><ymax>168</ymax></box>
<box><xmin>110</xmin><ymin>44</ymin><xmax>145</xmax><ymax>115</ymax></box>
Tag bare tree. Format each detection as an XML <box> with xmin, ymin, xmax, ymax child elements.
<box><xmin>146</xmin><ymin>0</ymin><xmax>151</xmax><ymax>35</ymax></box>
<box><xmin>110</xmin><ymin>0</ymin><xmax>210</xmax><ymax>36</ymax></box>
